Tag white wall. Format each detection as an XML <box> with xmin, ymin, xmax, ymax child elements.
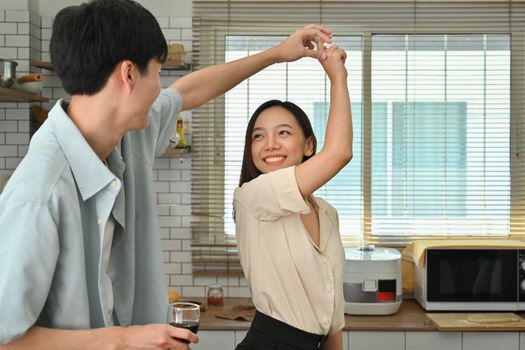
<box><xmin>1</xmin><ymin>0</ymin><xmax>28</xmax><ymax>10</ymax></box>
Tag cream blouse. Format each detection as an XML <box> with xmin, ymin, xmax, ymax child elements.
<box><xmin>233</xmin><ymin>166</ymin><xmax>345</xmax><ymax>335</ymax></box>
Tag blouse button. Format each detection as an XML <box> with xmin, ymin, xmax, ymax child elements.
<box><xmin>97</xmin><ymin>218</ymin><xmax>102</xmax><ymax>225</ymax></box>
<box><xmin>111</xmin><ymin>181</ymin><xmax>117</xmax><ymax>188</ymax></box>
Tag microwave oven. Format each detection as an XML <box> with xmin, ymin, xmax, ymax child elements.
<box><xmin>415</xmin><ymin>248</ymin><xmax>525</xmax><ymax>311</ymax></box>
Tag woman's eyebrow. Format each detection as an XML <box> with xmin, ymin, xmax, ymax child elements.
<box><xmin>275</xmin><ymin>123</ymin><xmax>293</xmax><ymax>129</ymax></box>
<box><xmin>252</xmin><ymin>124</ymin><xmax>294</xmax><ymax>134</ymax></box>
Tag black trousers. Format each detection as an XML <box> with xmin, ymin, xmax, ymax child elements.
<box><xmin>236</xmin><ymin>311</ymin><xmax>328</xmax><ymax>350</ymax></box>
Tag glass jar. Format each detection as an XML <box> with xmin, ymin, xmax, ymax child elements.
<box><xmin>207</xmin><ymin>284</ymin><xmax>224</xmax><ymax>306</ymax></box>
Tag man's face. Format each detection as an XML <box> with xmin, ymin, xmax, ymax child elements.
<box><xmin>127</xmin><ymin>59</ymin><xmax>162</xmax><ymax>130</ymax></box>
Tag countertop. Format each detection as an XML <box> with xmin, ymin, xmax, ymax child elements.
<box><xmin>196</xmin><ymin>298</ymin><xmax>433</xmax><ymax>331</ymax></box>
<box><xmin>196</xmin><ymin>298</ymin><xmax>525</xmax><ymax>332</ymax></box>
<box><xmin>343</xmin><ymin>299</ymin><xmax>433</xmax><ymax>331</ymax></box>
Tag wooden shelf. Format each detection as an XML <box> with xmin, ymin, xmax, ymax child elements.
<box><xmin>31</xmin><ymin>61</ymin><xmax>53</xmax><ymax>70</ymax></box>
<box><xmin>163</xmin><ymin>146</ymin><xmax>191</xmax><ymax>156</ymax></box>
<box><xmin>32</xmin><ymin>60</ymin><xmax>192</xmax><ymax>71</ymax></box>
<box><xmin>162</xmin><ymin>61</ymin><xmax>192</xmax><ymax>70</ymax></box>
<box><xmin>0</xmin><ymin>86</ymin><xmax>48</xmax><ymax>102</ymax></box>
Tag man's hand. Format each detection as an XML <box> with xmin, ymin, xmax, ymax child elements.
<box><xmin>172</xmin><ymin>23</ymin><xmax>334</xmax><ymax>111</ymax></box>
<box><xmin>271</xmin><ymin>24</ymin><xmax>333</xmax><ymax>63</ymax></box>
<box><xmin>0</xmin><ymin>324</ymin><xmax>199</xmax><ymax>350</ymax></box>
<box><xmin>112</xmin><ymin>324</ymin><xmax>199</xmax><ymax>350</ymax></box>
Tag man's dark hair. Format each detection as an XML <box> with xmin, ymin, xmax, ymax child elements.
<box><xmin>50</xmin><ymin>0</ymin><xmax>167</xmax><ymax>95</ymax></box>
<box><xmin>238</xmin><ymin>100</ymin><xmax>317</xmax><ymax>187</ymax></box>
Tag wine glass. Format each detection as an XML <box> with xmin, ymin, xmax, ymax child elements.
<box><xmin>170</xmin><ymin>302</ymin><xmax>200</xmax><ymax>344</ymax></box>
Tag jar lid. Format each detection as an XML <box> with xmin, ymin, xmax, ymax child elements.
<box><xmin>208</xmin><ymin>284</ymin><xmax>223</xmax><ymax>289</ymax></box>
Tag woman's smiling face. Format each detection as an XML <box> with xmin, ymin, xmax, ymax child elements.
<box><xmin>251</xmin><ymin>106</ymin><xmax>314</xmax><ymax>174</ymax></box>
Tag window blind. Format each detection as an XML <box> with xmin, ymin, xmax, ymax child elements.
<box><xmin>191</xmin><ymin>0</ymin><xmax>525</xmax><ymax>275</ymax></box>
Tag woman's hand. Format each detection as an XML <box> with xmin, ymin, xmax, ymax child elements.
<box><xmin>109</xmin><ymin>324</ymin><xmax>199</xmax><ymax>350</ymax></box>
<box><xmin>271</xmin><ymin>24</ymin><xmax>333</xmax><ymax>63</ymax></box>
<box><xmin>320</xmin><ymin>45</ymin><xmax>348</xmax><ymax>81</ymax></box>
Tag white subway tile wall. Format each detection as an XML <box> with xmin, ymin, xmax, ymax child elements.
<box><xmin>0</xmin><ymin>10</ymin><xmax>32</xmax><ymax>172</ymax></box>
<box><xmin>0</xmin><ymin>10</ymin><xmax>251</xmax><ymax>298</ymax></box>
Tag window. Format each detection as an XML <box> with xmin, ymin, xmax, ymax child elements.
<box><xmin>223</xmin><ymin>33</ymin><xmax>511</xmax><ymax>244</ymax></box>
<box><xmin>191</xmin><ymin>0</ymin><xmax>525</xmax><ymax>275</ymax></box>
<box><xmin>370</xmin><ymin>34</ymin><xmax>511</xmax><ymax>240</ymax></box>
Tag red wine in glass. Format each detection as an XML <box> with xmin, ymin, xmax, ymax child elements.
<box><xmin>171</xmin><ymin>302</ymin><xmax>200</xmax><ymax>344</ymax></box>
<box><xmin>170</xmin><ymin>321</ymin><xmax>199</xmax><ymax>334</ymax></box>
<box><xmin>170</xmin><ymin>321</ymin><xmax>199</xmax><ymax>344</ymax></box>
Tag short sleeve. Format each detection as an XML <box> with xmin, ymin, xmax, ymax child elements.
<box><xmin>0</xmin><ymin>199</ymin><xmax>58</xmax><ymax>344</ymax></box>
<box><xmin>129</xmin><ymin>88</ymin><xmax>183</xmax><ymax>160</ymax></box>
<box><xmin>234</xmin><ymin>166</ymin><xmax>309</xmax><ymax>221</ymax></box>
<box><xmin>151</xmin><ymin>88</ymin><xmax>183</xmax><ymax>157</ymax></box>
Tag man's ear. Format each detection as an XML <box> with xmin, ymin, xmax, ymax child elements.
<box><xmin>118</xmin><ymin>60</ymin><xmax>136</xmax><ymax>93</ymax></box>
<box><xmin>304</xmin><ymin>136</ymin><xmax>315</xmax><ymax>157</ymax></box>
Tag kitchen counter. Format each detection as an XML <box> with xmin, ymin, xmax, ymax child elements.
<box><xmin>190</xmin><ymin>299</ymin><xmax>525</xmax><ymax>350</ymax></box>
<box><xmin>197</xmin><ymin>298</ymin><xmax>525</xmax><ymax>332</ymax></box>
<box><xmin>197</xmin><ymin>298</ymin><xmax>433</xmax><ymax>331</ymax></box>
<box><xmin>197</xmin><ymin>298</ymin><xmax>251</xmax><ymax>331</ymax></box>
<box><xmin>343</xmin><ymin>299</ymin><xmax>433</xmax><ymax>331</ymax></box>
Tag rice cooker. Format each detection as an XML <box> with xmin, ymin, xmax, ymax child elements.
<box><xmin>343</xmin><ymin>246</ymin><xmax>402</xmax><ymax>315</ymax></box>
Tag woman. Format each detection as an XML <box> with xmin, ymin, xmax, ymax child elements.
<box><xmin>234</xmin><ymin>44</ymin><xmax>352</xmax><ymax>350</ymax></box>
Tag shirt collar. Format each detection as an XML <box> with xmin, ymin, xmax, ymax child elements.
<box><xmin>48</xmin><ymin>99</ymin><xmax>116</xmax><ymax>201</ymax></box>
<box><xmin>107</xmin><ymin>145</ymin><xmax>126</xmax><ymax>180</ymax></box>
<box><xmin>106</xmin><ymin>145</ymin><xmax>126</xmax><ymax>229</ymax></box>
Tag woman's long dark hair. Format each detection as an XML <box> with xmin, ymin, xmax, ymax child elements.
<box><xmin>238</xmin><ymin>100</ymin><xmax>317</xmax><ymax>187</ymax></box>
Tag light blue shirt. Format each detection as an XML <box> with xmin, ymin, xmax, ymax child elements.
<box><xmin>0</xmin><ymin>88</ymin><xmax>182</xmax><ymax>343</ymax></box>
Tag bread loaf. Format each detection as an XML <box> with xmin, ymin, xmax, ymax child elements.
<box><xmin>168</xmin><ymin>288</ymin><xmax>181</xmax><ymax>303</ymax></box>
<box><xmin>17</xmin><ymin>74</ymin><xmax>43</xmax><ymax>83</ymax></box>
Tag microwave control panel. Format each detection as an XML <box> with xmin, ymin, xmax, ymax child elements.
<box><xmin>519</xmin><ymin>250</ymin><xmax>525</xmax><ymax>301</ymax></box>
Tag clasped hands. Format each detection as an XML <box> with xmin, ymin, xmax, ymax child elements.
<box><xmin>273</xmin><ymin>24</ymin><xmax>347</xmax><ymax>78</ymax></box>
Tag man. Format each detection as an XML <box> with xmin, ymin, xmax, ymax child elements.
<box><xmin>0</xmin><ymin>0</ymin><xmax>332</xmax><ymax>349</ymax></box>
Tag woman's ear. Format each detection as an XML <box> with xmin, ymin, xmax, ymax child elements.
<box><xmin>304</xmin><ymin>136</ymin><xmax>315</xmax><ymax>157</ymax></box>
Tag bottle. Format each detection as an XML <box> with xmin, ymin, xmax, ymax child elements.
<box><xmin>176</xmin><ymin>114</ymin><xmax>187</xmax><ymax>148</ymax></box>
<box><xmin>169</xmin><ymin>129</ymin><xmax>179</xmax><ymax>149</ymax></box>
<box><xmin>207</xmin><ymin>284</ymin><xmax>224</xmax><ymax>306</ymax></box>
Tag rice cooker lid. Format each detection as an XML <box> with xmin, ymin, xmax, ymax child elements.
<box><xmin>345</xmin><ymin>246</ymin><xmax>400</xmax><ymax>261</ymax></box>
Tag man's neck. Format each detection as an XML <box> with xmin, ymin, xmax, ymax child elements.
<box><xmin>66</xmin><ymin>93</ymin><xmax>125</xmax><ymax>161</ymax></box>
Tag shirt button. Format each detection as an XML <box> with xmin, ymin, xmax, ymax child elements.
<box><xmin>111</xmin><ymin>181</ymin><xmax>117</xmax><ymax>188</ymax></box>
<box><xmin>97</xmin><ymin>218</ymin><xmax>102</xmax><ymax>225</ymax></box>
<box><xmin>326</xmin><ymin>284</ymin><xmax>332</xmax><ymax>293</ymax></box>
